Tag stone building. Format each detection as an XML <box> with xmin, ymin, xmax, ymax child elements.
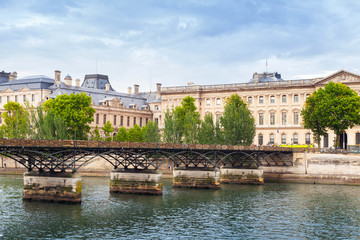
<box><xmin>159</xmin><ymin>70</ymin><xmax>360</xmax><ymax>148</ymax></box>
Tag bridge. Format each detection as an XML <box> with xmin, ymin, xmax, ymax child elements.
<box><xmin>0</xmin><ymin>138</ymin><xmax>294</xmax><ymax>203</ymax></box>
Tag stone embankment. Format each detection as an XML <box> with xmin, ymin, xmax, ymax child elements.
<box><xmin>263</xmin><ymin>152</ymin><xmax>360</xmax><ymax>185</ymax></box>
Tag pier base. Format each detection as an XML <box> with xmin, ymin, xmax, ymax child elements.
<box><xmin>172</xmin><ymin>167</ymin><xmax>220</xmax><ymax>189</ymax></box>
<box><xmin>23</xmin><ymin>172</ymin><xmax>82</xmax><ymax>203</ymax></box>
<box><xmin>220</xmin><ymin>168</ymin><xmax>264</xmax><ymax>184</ymax></box>
<box><xmin>110</xmin><ymin>169</ymin><xmax>162</xmax><ymax>195</ymax></box>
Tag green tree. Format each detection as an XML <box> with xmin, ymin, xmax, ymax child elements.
<box><xmin>163</xmin><ymin>96</ymin><xmax>200</xmax><ymax>143</ymax></box>
<box><xmin>1</xmin><ymin>101</ymin><xmax>30</xmax><ymax>138</ymax></box>
<box><xmin>220</xmin><ymin>94</ymin><xmax>256</xmax><ymax>145</ymax></box>
<box><xmin>33</xmin><ymin>107</ymin><xmax>69</xmax><ymax>140</ymax></box>
<box><xmin>302</xmin><ymin>82</ymin><xmax>360</xmax><ymax>147</ymax></box>
<box><xmin>198</xmin><ymin>113</ymin><xmax>215</xmax><ymax>144</ymax></box>
<box><xmin>90</xmin><ymin>126</ymin><xmax>102</xmax><ymax>141</ymax></box>
<box><xmin>114</xmin><ymin>126</ymin><xmax>128</xmax><ymax>142</ymax></box>
<box><xmin>102</xmin><ymin>121</ymin><xmax>114</xmax><ymax>141</ymax></box>
<box><xmin>301</xmin><ymin>89</ymin><xmax>328</xmax><ymax>147</ymax></box>
<box><xmin>43</xmin><ymin>93</ymin><xmax>95</xmax><ymax>140</ymax></box>
<box><xmin>127</xmin><ymin>124</ymin><xmax>143</xmax><ymax>142</ymax></box>
<box><xmin>142</xmin><ymin>121</ymin><xmax>160</xmax><ymax>142</ymax></box>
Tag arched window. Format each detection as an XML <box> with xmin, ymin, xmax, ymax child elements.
<box><xmin>269</xmin><ymin>133</ymin><xmax>275</xmax><ymax>144</ymax></box>
<box><xmin>248</xmin><ymin>97</ymin><xmax>253</xmax><ymax>104</ymax></box>
<box><xmin>293</xmin><ymin>133</ymin><xmax>298</xmax><ymax>144</ymax></box>
<box><xmin>216</xmin><ymin>98</ymin><xmax>221</xmax><ymax>105</ymax></box>
<box><xmin>281</xmin><ymin>134</ymin><xmax>286</xmax><ymax>144</ymax></box>
<box><xmin>270</xmin><ymin>112</ymin><xmax>275</xmax><ymax>125</ymax></box>
<box><xmin>259</xmin><ymin>96</ymin><xmax>264</xmax><ymax>104</ymax></box>
<box><xmin>282</xmin><ymin>95</ymin><xmax>287</xmax><ymax>103</ymax></box>
<box><xmin>206</xmin><ymin>98</ymin><xmax>211</xmax><ymax>106</ymax></box>
<box><xmin>305</xmin><ymin>133</ymin><xmax>311</xmax><ymax>144</ymax></box>
<box><xmin>294</xmin><ymin>94</ymin><xmax>299</xmax><ymax>103</ymax></box>
<box><xmin>270</xmin><ymin>95</ymin><xmax>275</xmax><ymax>103</ymax></box>
<box><xmin>258</xmin><ymin>134</ymin><xmax>263</xmax><ymax>145</ymax></box>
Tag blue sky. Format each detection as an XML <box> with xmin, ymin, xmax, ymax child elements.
<box><xmin>1</xmin><ymin>0</ymin><xmax>360</xmax><ymax>92</ymax></box>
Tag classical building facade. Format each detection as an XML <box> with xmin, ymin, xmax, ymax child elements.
<box><xmin>159</xmin><ymin>70</ymin><xmax>360</xmax><ymax>148</ymax></box>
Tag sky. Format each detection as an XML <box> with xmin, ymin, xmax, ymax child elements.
<box><xmin>1</xmin><ymin>0</ymin><xmax>360</xmax><ymax>93</ymax></box>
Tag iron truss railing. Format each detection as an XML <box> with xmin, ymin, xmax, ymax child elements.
<box><xmin>0</xmin><ymin>139</ymin><xmax>294</xmax><ymax>173</ymax></box>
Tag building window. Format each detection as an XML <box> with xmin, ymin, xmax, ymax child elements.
<box><xmin>305</xmin><ymin>133</ymin><xmax>311</xmax><ymax>144</ymax></box>
<box><xmin>270</xmin><ymin>95</ymin><xmax>275</xmax><ymax>104</ymax></box>
<box><xmin>155</xmin><ymin>118</ymin><xmax>159</xmax><ymax>126</ymax></box>
<box><xmin>23</xmin><ymin>95</ymin><xmax>26</xmax><ymax>102</ymax></box>
<box><xmin>269</xmin><ymin>133</ymin><xmax>275</xmax><ymax>144</ymax></box>
<box><xmin>281</xmin><ymin>134</ymin><xmax>286</xmax><ymax>145</ymax></box>
<box><xmin>133</xmin><ymin>117</ymin><xmax>136</xmax><ymax>126</ymax></box>
<box><xmin>356</xmin><ymin>133</ymin><xmax>360</xmax><ymax>145</ymax></box>
<box><xmin>259</xmin><ymin>113</ymin><xmax>264</xmax><ymax>125</ymax></box>
<box><xmin>15</xmin><ymin>95</ymin><xmax>18</xmax><ymax>102</ymax></box>
<box><xmin>216</xmin><ymin>114</ymin><xmax>221</xmax><ymax>124</ymax></box>
<box><xmin>120</xmin><ymin>116</ymin><xmax>123</xmax><ymax>126</ymax></box>
<box><xmin>248</xmin><ymin>97</ymin><xmax>253</xmax><ymax>105</ymax></box>
<box><xmin>103</xmin><ymin>114</ymin><xmax>107</xmax><ymax>124</ymax></box>
<box><xmin>306</xmin><ymin>94</ymin><xmax>310</xmax><ymax>99</ymax></box>
<box><xmin>282</xmin><ymin>95</ymin><xmax>287</xmax><ymax>103</ymax></box>
<box><xmin>114</xmin><ymin>115</ymin><xmax>117</xmax><ymax>126</ymax></box>
<box><xmin>293</xmin><ymin>133</ymin><xmax>298</xmax><ymax>144</ymax></box>
<box><xmin>216</xmin><ymin>98</ymin><xmax>221</xmax><ymax>105</ymax></box>
<box><xmin>270</xmin><ymin>112</ymin><xmax>275</xmax><ymax>125</ymax></box>
<box><xmin>282</xmin><ymin>112</ymin><xmax>287</xmax><ymax>125</ymax></box>
<box><xmin>206</xmin><ymin>99</ymin><xmax>211</xmax><ymax>106</ymax></box>
<box><xmin>96</xmin><ymin>114</ymin><xmax>99</xmax><ymax>124</ymax></box>
<box><xmin>258</xmin><ymin>134</ymin><xmax>263</xmax><ymax>145</ymax></box>
<box><xmin>32</xmin><ymin>94</ymin><xmax>35</xmax><ymax>102</ymax></box>
<box><xmin>155</xmin><ymin>105</ymin><xmax>159</xmax><ymax>111</ymax></box>
<box><xmin>7</xmin><ymin>96</ymin><xmax>9</xmax><ymax>102</ymax></box>
<box><xmin>127</xmin><ymin>116</ymin><xmax>130</xmax><ymax>127</ymax></box>
<box><xmin>259</xmin><ymin>96</ymin><xmax>264</xmax><ymax>104</ymax></box>
<box><xmin>146</xmin><ymin>118</ymin><xmax>148</xmax><ymax>124</ymax></box>
<box><xmin>140</xmin><ymin>117</ymin><xmax>143</xmax><ymax>127</ymax></box>
<box><xmin>294</xmin><ymin>112</ymin><xmax>299</xmax><ymax>125</ymax></box>
<box><xmin>324</xmin><ymin>133</ymin><xmax>329</xmax><ymax>148</ymax></box>
<box><xmin>294</xmin><ymin>94</ymin><xmax>299</xmax><ymax>103</ymax></box>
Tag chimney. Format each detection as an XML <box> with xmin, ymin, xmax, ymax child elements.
<box><xmin>134</xmin><ymin>84</ymin><xmax>139</xmax><ymax>95</ymax></box>
<box><xmin>55</xmin><ymin>70</ymin><xmax>61</xmax><ymax>85</ymax></box>
<box><xmin>128</xmin><ymin>87</ymin><xmax>132</xmax><ymax>95</ymax></box>
<box><xmin>9</xmin><ymin>71</ymin><xmax>17</xmax><ymax>82</ymax></box>
<box><xmin>75</xmin><ymin>78</ymin><xmax>80</xmax><ymax>87</ymax></box>
<box><xmin>64</xmin><ymin>74</ymin><xmax>72</xmax><ymax>86</ymax></box>
<box><xmin>105</xmin><ymin>83</ymin><xmax>110</xmax><ymax>91</ymax></box>
<box><xmin>156</xmin><ymin>83</ymin><xmax>162</xmax><ymax>99</ymax></box>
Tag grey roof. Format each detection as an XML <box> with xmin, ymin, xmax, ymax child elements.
<box><xmin>139</xmin><ymin>92</ymin><xmax>161</xmax><ymax>103</ymax></box>
<box><xmin>0</xmin><ymin>71</ymin><xmax>10</xmax><ymax>84</ymax></box>
<box><xmin>0</xmin><ymin>75</ymin><xmax>54</xmax><ymax>91</ymax></box>
<box><xmin>249</xmin><ymin>72</ymin><xmax>284</xmax><ymax>83</ymax></box>
<box><xmin>81</xmin><ymin>74</ymin><xmax>115</xmax><ymax>91</ymax></box>
<box><xmin>49</xmin><ymin>82</ymin><xmax>149</xmax><ymax>109</ymax></box>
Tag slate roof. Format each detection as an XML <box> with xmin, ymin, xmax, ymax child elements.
<box><xmin>49</xmin><ymin>83</ymin><xmax>153</xmax><ymax>108</ymax></box>
<box><xmin>0</xmin><ymin>75</ymin><xmax>54</xmax><ymax>91</ymax></box>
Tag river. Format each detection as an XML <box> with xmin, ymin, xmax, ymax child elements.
<box><xmin>0</xmin><ymin>175</ymin><xmax>360</xmax><ymax>239</ymax></box>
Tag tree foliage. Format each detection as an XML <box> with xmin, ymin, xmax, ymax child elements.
<box><xmin>127</xmin><ymin>124</ymin><xmax>143</xmax><ymax>142</ymax></box>
<box><xmin>43</xmin><ymin>93</ymin><xmax>95</xmax><ymax>140</ymax></box>
<box><xmin>163</xmin><ymin>96</ymin><xmax>200</xmax><ymax>143</ymax></box>
<box><xmin>33</xmin><ymin>107</ymin><xmax>69</xmax><ymax>140</ymax></box>
<box><xmin>90</xmin><ymin>126</ymin><xmax>102</xmax><ymax>141</ymax></box>
<box><xmin>114</xmin><ymin>126</ymin><xmax>128</xmax><ymax>142</ymax></box>
<box><xmin>142</xmin><ymin>121</ymin><xmax>160</xmax><ymax>143</ymax></box>
<box><xmin>102</xmin><ymin>121</ymin><xmax>114</xmax><ymax>141</ymax></box>
<box><xmin>0</xmin><ymin>101</ymin><xmax>30</xmax><ymax>138</ymax></box>
<box><xmin>301</xmin><ymin>82</ymin><xmax>360</xmax><ymax>147</ymax></box>
<box><xmin>220</xmin><ymin>94</ymin><xmax>256</xmax><ymax>145</ymax></box>
<box><xmin>198</xmin><ymin>113</ymin><xmax>215</xmax><ymax>144</ymax></box>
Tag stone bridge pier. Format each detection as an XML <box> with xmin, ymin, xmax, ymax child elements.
<box><xmin>23</xmin><ymin>172</ymin><xmax>82</xmax><ymax>203</ymax></box>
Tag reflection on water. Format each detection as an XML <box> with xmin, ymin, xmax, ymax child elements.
<box><xmin>1</xmin><ymin>175</ymin><xmax>360</xmax><ymax>239</ymax></box>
